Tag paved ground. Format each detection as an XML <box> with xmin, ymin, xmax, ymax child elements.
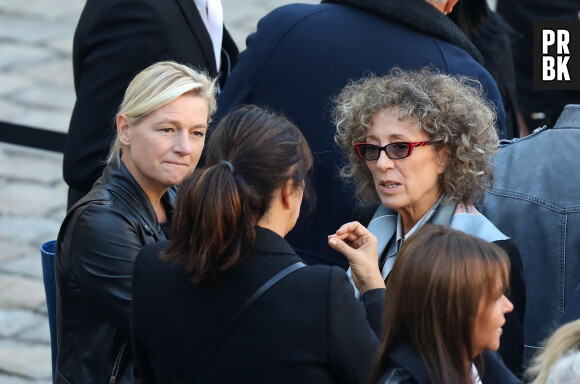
<box><xmin>0</xmin><ymin>0</ymin><xmax>316</xmax><ymax>381</ymax></box>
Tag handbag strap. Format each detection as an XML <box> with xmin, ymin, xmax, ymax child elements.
<box><xmin>180</xmin><ymin>261</ymin><xmax>306</xmax><ymax>384</ymax></box>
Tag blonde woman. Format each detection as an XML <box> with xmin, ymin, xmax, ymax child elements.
<box><xmin>55</xmin><ymin>61</ymin><xmax>216</xmax><ymax>384</ymax></box>
<box><xmin>526</xmin><ymin>319</ymin><xmax>580</xmax><ymax>384</ymax></box>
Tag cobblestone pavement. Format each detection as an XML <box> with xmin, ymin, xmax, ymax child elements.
<box><xmin>0</xmin><ymin>0</ymin><xmax>316</xmax><ymax>381</ymax></box>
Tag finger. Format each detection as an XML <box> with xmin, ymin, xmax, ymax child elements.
<box><xmin>328</xmin><ymin>237</ymin><xmax>355</xmax><ymax>261</ymax></box>
<box><xmin>336</xmin><ymin>221</ymin><xmax>374</xmax><ymax>241</ymax></box>
<box><xmin>335</xmin><ymin>221</ymin><xmax>362</xmax><ymax>235</ymax></box>
<box><xmin>332</xmin><ymin>221</ymin><xmax>373</xmax><ymax>244</ymax></box>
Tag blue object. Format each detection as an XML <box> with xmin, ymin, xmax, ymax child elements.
<box><xmin>40</xmin><ymin>240</ymin><xmax>57</xmax><ymax>383</ymax></box>
<box><xmin>482</xmin><ymin>104</ymin><xmax>580</xmax><ymax>367</ymax></box>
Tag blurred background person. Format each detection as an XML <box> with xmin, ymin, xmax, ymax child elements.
<box><xmin>63</xmin><ymin>0</ymin><xmax>238</xmax><ymax>209</ymax></box>
<box><xmin>496</xmin><ymin>0</ymin><xmax>580</xmax><ymax>134</ymax></box>
<box><xmin>330</xmin><ymin>68</ymin><xmax>525</xmax><ymax>376</ymax></box>
<box><xmin>482</xmin><ymin>104</ymin><xmax>580</xmax><ymax>368</ymax></box>
<box><xmin>216</xmin><ymin>0</ymin><xmax>506</xmax><ymax>268</ymax></box>
<box><xmin>131</xmin><ymin>105</ymin><xmax>384</xmax><ymax>383</ymax></box>
<box><xmin>449</xmin><ymin>0</ymin><xmax>521</xmax><ymax>138</ymax></box>
<box><xmin>526</xmin><ymin>319</ymin><xmax>580</xmax><ymax>384</ymax></box>
<box><xmin>55</xmin><ymin>61</ymin><xmax>217</xmax><ymax>384</ymax></box>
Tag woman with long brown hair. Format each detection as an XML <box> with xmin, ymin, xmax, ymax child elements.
<box><xmin>372</xmin><ymin>224</ymin><xmax>513</xmax><ymax>383</ymax></box>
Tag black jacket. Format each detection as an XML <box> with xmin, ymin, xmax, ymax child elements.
<box><xmin>377</xmin><ymin>339</ymin><xmax>522</xmax><ymax>384</ymax></box>
<box><xmin>55</xmin><ymin>161</ymin><xmax>176</xmax><ymax>384</ymax></box>
<box><xmin>131</xmin><ymin>227</ymin><xmax>383</xmax><ymax>384</ymax></box>
<box><xmin>63</xmin><ymin>0</ymin><xmax>238</xmax><ymax>204</ymax></box>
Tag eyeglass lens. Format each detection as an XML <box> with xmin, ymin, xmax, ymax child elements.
<box><xmin>359</xmin><ymin>143</ymin><xmax>410</xmax><ymax>160</ymax></box>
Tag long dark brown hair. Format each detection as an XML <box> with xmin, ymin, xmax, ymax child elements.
<box><xmin>163</xmin><ymin>105</ymin><xmax>313</xmax><ymax>285</ymax></box>
<box><xmin>372</xmin><ymin>224</ymin><xmax>510</xmax><ymax>384</ymax></box>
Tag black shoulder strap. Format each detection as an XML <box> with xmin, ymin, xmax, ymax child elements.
<box><xmin>180</xmin><ymin>261</ymin><xmax>306</xmax><ymax>384</ymax></box>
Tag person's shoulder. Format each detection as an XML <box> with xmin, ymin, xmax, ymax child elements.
<box><xmin>83</xmin><ymin>0</ymin><xmax>162</xmax><ymax>29</ymax></box>
<box><xmin>289</xmin><ymin>264</ymin><xmax>350</xmax><ymax>291</ymax></box>
<box><xmin>257</xmin><ymin>2</ymin><xmax>340</xmax><ymax>32</ymax></box>
<box><xmin>65</xmin><ymin>195</ymin><xmax>123</xmax><ymax>232</ymax></box>
<box><xmin>492</xmin><ymin>238</ymin><xmax>519</xmax><ymax>256</ymax></box>
<box><xmin>377</xmin><ymin>364</ymin><xmax>417</xmax><ymax>384</ymax></box>
<box><xmin>267</xmin><ymin>2</ymin><xmax>333</xmax><ymax>17</ymax></box>
<box><xmin>133</xmin><ymin>240</ymin><xmax>171</xmax><ymax>276</ymax></box>
<box><xmin>302</xmin><ymin>264</ymin><xmax>347</xmax><ymax>278</ymax></box>
<box><xmin>136</xmin><ymin>240</ymin><xmax>170</xmax><ymax>265</ymax></box>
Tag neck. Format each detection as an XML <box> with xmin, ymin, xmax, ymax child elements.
<box><xmin>256</xmin><ymin>211</ymin><xmax>287</xmax><ymax>238</ymax></box>
<box><xmin>152</xmin><ymin>198</ymin><xmax>167</xmax><ymax>223</ymax></box>
<box><xmin>425</xmin><ymin>0</ymin><xmax>446</xmax><ymax>13</ymax></box>
<box><xmin>121</xmin><ymin>157</ymin><xmax>168</xmax><ymax>222</ymax></box>
<box><xmin>398</xmin><ymin>194</ymin><xmax>441</xmax><ymax>235</ymax></box>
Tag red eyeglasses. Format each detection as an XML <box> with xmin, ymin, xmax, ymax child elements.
<box><xmin>354</xmin><ymin>141</ymin><xmax>432</xmax><ymax>160</ymax></box>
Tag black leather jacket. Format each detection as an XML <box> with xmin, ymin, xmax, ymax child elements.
<box><xmin>54</xmin><ymin>161</ymin><xmax>175</xmax><ymax>384</ymax></box>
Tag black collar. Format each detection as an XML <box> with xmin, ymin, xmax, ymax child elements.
<box><xmin>90</xmin><ymin>161</ymin><xmax>176</xmax><ymax>240</ymax></box>
<box><xmin>321</xmin><ymin>0</ymin><xmax>483</xmax><ymax>64</ymax></box>
<box><xmin>388</xmin><ymin>339</ymin><xmax>428</xmax><ymax>384</ymax></box>
<box><xmin>254</xmin><ymin>227</ymin><xmax>298</xmax><ymax>257</ymax></box>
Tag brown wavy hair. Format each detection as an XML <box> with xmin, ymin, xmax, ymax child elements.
<box><xmin>333</xmin><ymin>68</ymin><xmax>499</xmax><ymax>205</ymax></box>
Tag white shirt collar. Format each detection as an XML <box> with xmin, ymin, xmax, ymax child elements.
<box><xmin>471</xmin><ymin>363</ymin><xmax>482</xmax><ymax>384</ymax></box>
<box><xmin>193</xmin><ymin>0</ymin><xmax>223</xmax><ymax>70</ymax></box>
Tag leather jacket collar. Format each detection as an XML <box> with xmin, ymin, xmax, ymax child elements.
<box><xmin>87</xmin><ymin>160</ymin><xmax>176</xmax><ymax>240</ymax></box>
<box><xmin>321</xmin><ymin>0</ymin><xmax>483</xmax><ymax>64</ymax></box>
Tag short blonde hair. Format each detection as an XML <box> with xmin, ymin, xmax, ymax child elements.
<box><xmin>107</xmin><ymin>61</ymin><xmax>217</xmax><ymax>165</ymax></box>
<box><xmin>333</xmin><ymin>68</ymin><xmax>499</xmax><ymax>205</ymax></box>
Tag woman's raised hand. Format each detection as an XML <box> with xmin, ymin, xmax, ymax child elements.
<box><xmin>328</xmin><ymin>221</ymin><xmax>385</xmax><ymax>294</ymax></box>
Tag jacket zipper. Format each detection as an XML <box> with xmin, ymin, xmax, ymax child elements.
<box><xmin>109</xmin><ymin>340</ymin><xmax>127</xmax><ymax>384</ymax></box>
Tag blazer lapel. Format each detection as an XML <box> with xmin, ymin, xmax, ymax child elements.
<box><xmin>368</xmin><ymin>205</ymin><xmax>397</xmax><ymax>258</ymax></box>
<box><xmin>174</xmin><ymin>0</ymin><xmax>218</xmax><ymax>74</ymax></box>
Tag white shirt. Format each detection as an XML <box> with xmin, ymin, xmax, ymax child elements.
<box><xmin>193</xmin><ymin>0</ymin><xmax>223</xmax><ymax>70</ymax></box>
<box><xmin>471</xmin><ymin>363</ymin><xmax>483</xmax><ymax>384</ymax></box>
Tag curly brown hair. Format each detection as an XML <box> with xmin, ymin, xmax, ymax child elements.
<box><xmin>333</xmin><ymin>68</ymin><xmax>499</xmax><ymax>205</ymax></box>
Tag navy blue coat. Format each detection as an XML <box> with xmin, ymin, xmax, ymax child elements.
<box><xmin>216</xmin><ymin>0</ymin><xmax>506</xmax><ymax>267</ymax></box>
<box><xmin>377</xmin><ymin>339</ymin><xmax>521</xmax><ymax>384</ymax></box>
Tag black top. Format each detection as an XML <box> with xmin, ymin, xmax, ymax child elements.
<box><xmin>131</xmin><ymin>227</ymin><xmax>383</xmax><ymax>384</ymax></box>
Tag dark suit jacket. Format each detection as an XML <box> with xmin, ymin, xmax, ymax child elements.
<box><xmin>131</xmin><ymin>227</ymin><xmax>382</xmax><ymax>384</ymax></box>
<box><xmin>63</xmin><ymin>0</ymin><xmax>238</xmax><ymax>203</ymax></box>
<box><xmin>216</xmin><ymin>0</ymin><xmax>506</xmax><ymax>268</ymax></box>
<box><xmin>377</xmin><ymin>339</ymin><xmax>522</xmax><ymax>384</ymax></box>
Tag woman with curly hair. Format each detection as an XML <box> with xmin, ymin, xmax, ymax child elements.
<box><xmin>328</xmin><ymin>68</ymin><xmax>526</xmax><ymax>377</ymax></box>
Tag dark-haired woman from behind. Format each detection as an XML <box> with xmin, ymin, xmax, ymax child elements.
<box><xmin>130</xmin><ymin>105</ymin><xmax>384</xmax><ymax>384</ymax></box>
